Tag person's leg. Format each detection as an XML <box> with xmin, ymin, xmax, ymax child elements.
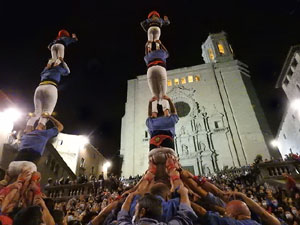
<box><xmin>162</xmin><ymin>100</ymin><xmax>170</xmax><ymax>116</ymax></box>
<box><xmin>26</xmin><ymin>86</ymin><xmax>43</xmax><ymax>128</ymax></box>
<box><xmin>51</xmin><ymin>44</ymin><xmax>58</xmax><ymax>60</ymax></box>
<box><xmin>152</xmin><ymin>27</ymin><xmax>161</xmax><ymax>50</ymax></box>
<box><xmin>156</xmin><ymin>66</ymin><xmax>169</xmax><ymax>115</ymax></box>
<box><xmin>51</xmin><ymin>44</ymin><xmax>65</xmax><ymax>66</ymax></box>
<box><xmin>38</xmin><ymin>85</ymin><xmax>58</xmax><ymax>126</ymax></box>
<box><xmin>147</xmin><ymin>27</ymin><xmax>154</xmax><ymax>52</ymax></box>
<box><xmin>147</xmin><ymin>66</ymin><xmax>160</xmax><ymax>114</ymax></box>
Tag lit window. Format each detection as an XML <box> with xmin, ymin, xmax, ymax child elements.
<box><xmin>181</xmin><ymin>77</ymin><xmax>186</xmax><ymax>84</ymax></box>
<box><xmin>195</xmin><ymin>75</ymin><xmax>200</xmax><ymax>82</ymax></box>
<box><xmin>218</xmin><ymin>43</ymin><xmax>225</xmax><ymax>54</ymax></box>
<box><xmin>208</xmin><ymin>48</ymin><xmax>214</xmax><ymax>60</ymax></box>
<box><xmin>174</xmin><ymin>78</ymin><xmax>179</xmax><ymax>85</ymax></box>
<box><xmin>167</xmin><ymin>80</ymin><xmax>172</xmax><ymax>86</ymax></box>
<box><xmin>188</xmin><ymin>76</ymin><xmax>193</xmax><ymax>83</ymax></box>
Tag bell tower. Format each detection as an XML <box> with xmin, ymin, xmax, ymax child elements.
<box><xmin>202</xmin><ymin>31</ymin><xmax>234</xmax><ymax>63</ymax></box>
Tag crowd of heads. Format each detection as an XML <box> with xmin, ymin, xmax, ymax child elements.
<box><xmin>0</xmin><ymin>154</ymin><xmax>300</xmax><ymax>225</ymax></box>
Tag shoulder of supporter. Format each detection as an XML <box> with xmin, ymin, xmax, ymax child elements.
<box><xmin>167</xmin><ymin>203</ymin><xmax>197</xmax><ymax>225</ymax></box>
<box><xmin>204</xmin><ymin>211</ymin><xmax>261</xmax><ymax>225</ymax></box>
<box><xmin>171</xmin><ymin>114</ymin><xmax>179</xmax><ymax>122</ymax></box>
<box><xmin>116</xmin><ymin>209</ymin><xmax>132</xmax><ymax>224</ymax></box>
<box><xmin>45</xmin><ymin>127</ymin><xmax>59</xmax><ymax>137</ymax></box>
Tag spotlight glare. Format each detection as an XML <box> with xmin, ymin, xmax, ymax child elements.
<box><xmin>270</xmin><ymin>140</ymin><xmax>279</xmax><ymax>148</ymax></box>
<box><xmin>291</xmin><ymin>99</ymin><xmax>300</xmax><ymax>111</ymax></box>
<box><xmin>3</xmin><ymin>108</ymin><xmax>22</xmax><ymax>122</ymax></box>
<box><xmin>79</xmin><ymin>135</ymin><xmax>89</xmax><ymax>146</ymax></box>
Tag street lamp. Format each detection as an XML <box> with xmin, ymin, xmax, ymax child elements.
<box><xmin>0</xmin><ymin>108</ymin><xmax>22</xmax><ymax>133</ymax></box>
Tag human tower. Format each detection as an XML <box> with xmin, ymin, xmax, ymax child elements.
<box><xmin>0</xmin><ymin>29</ymin><xmax>77</xmax><ymax>212</ymax></box>
<box><xmin>0</xmin><ymin>11</ymin><xmax>212</xmax><ymax>215</ymax></box>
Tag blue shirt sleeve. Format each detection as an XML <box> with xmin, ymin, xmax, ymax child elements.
<box><xmin>171</xmin><ymin>114</ymin><xmax>179</xmax><ymax>124</ymax></box>
<box><xmin>46</xmin><ymin>128</ymin><xmax>59</xmax><ymax>139</ymax></box>
<box><xmin>204</xmin><ymin>192</ymin><xmax>226</xmax><ymax>208</ymax></box>
<box><xmin>117</xmin><ymin>209</ymin><xmax>132</xmax><ymax>225</ymax></box>
<box><xmin>146</xmin><ymin>118</ymin><xmax>152</xmax><ymax>129</ymax></box>
<box><xmin>129</xmin><ymin>195</ymin><xmax>140</xmax><ymax>217</ymax></box>
<box><xmin>60</xmin><ymin>37</ymin><xmax>77</xmax><ymax>46</ymax></box>
<box><xmin>168</xmin><ymin>203</ymin><xmax>197</xmax><ymax>225</ymax></box>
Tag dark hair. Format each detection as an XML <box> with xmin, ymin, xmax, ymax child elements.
<box><xmin>13</xmin><ymin>206</ymin><xmax>42</xmax><ymax>225</ymax></box>
<box><xmin>68</xmin><ymin>220</ymin><xmax>82</xmax><ymax>225</ymax></box>
<box><xmin>81</xmin><ymin>212</ymin><xmax>98</xmax><ymax>225</ymax></box>
<box><xmin>157</xmin><ymin>104</ymin><xmax>164</xmax><ymax>117</ymax></box>
<box><xmin>137</xmin><ymin>193</ymin><xmax>162</xmax><ymax>220</ymax></box>
<box><xmin>52</xmin><ymin>210</ymin><xmax>64</xmax><ymax>225</ymax></box>
<box><xmin>150</xmin><ymin>183</ymin><xmax>169</xmax><ymax>199</ymax></box>
<box><xmin>44</xmin><ymin>198</ymin><xmax>55</xmax><ymax>214</ymax></box>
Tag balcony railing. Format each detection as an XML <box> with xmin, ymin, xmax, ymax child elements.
<box><xmin>257</xmin><ymin>160</ymin><xmax>300</xmax><ymax>180</ymax></box>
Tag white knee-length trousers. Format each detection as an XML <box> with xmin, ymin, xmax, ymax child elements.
<box><xmin>27</xmin><ymin>84</ymin><xmax>58</xmax><ymax>126</ymax></box>
<box><xmin>147</xmin><ymin>65</ymin><xmax>169</xmax><ymax>112</ymax></box>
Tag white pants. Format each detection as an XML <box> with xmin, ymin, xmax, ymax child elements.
<box><xmin>27</xmin><ymin>84</ymin><xmax>58</xmax><ymax>126</ymax></box>
<box><xmin>7</xmin><ymin>161</ymin><xmax>37</xmax><ymax>178</ymax></box>
<box><xmin>50</xmin><ymin>43</ymin><xmax>65</xmax><ymax>65</ymax></box>
<box><xmin>147</xmin><ymin>26</ymin><xmax>161</xmax><ymax>49</ymax></box>
<box><xmin>147</xmin><ymin>65</ymin><xmax>169</xmax><ymax>112</ymax></box>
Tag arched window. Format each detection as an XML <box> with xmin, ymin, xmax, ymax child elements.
<box><xmin>218</xmin><ymin>43</ymin><xmax>225</xmax><ymax>54</ymax></box>
<box><xmin>167</xmin><ymin>80</ymin><xmax>172</xmax><ymax>87</ymax></box>
<box><xmin>188</xmin><ymin>76</ymin><xmax>193</xmax><ymax>83</ymax></box>
<box><xmin>208</xmin><ymin>48</ymin><xmax>214</xmax><ymax>60</ymax></box>
<box><xmin>195</xmin><ymin>75</ymin><xmax>200</xmax><ymax>82</ymax></box>
<box><xmin>174</xmin><ymin>78</ymin><xmax>179</xmax><ymax>85</ymax></box>
<box><xmin>181</xmin><ymin>77</ymin><xmax>186</xmax><ymax>84</ymax></box>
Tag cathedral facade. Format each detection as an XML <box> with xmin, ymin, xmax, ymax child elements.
<box><xmin>120</xmin><ymin>32</ymin><xmax>275</xmax><ymax>177</ymax></box>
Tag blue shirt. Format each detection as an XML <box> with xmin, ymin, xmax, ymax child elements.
<box><xmin>118</xmin><ymin>203</ymin><xmax>196</xmax><ymax>225</ymax></box>
<box><xmin>140</xmin><ymin>18</ymin><xmax>170</xmax><ymax>32</ymax></box>
<box><xmin>49</xmin><ymin>37</ymin><xmax>77</xmax><ymax>48</ymax></box>
<box><xmin>146</xmin><ymin>115</ymin><xmax>179</xmax><ymax>138</ymax></box>
<box><xmin>144</xmin><ymin>49</ymin><xmax>169</xmax><ymax>65</ymax></box>
<box><xmin>19</xmin><ymin>128</ymin><xmax>59</xmax><ymax>155</ymax></box>
<box><xmin>40</xmin><ymin>62</ymin><xmax>70</xmax><ymax>83</ymax></box>
<box><xmin>129</xmin><ymin>195</ymin><xmax>180</xmax><ymax>223</ymax></box>
<box><xmin>202</xmin><ymin>211</ymin><xmax>261</xmax><ymax>225</ymax></box>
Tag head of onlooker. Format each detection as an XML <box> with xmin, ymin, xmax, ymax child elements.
<box><xmin>225</xmin><ymin>200</ymin><xmax>251</xmax><ymax>220</ymax></box>
<box><xmin>81</xmin><ymin>212</ymin><xmax>98</xmax><ymax>225</ymax></box>
<box><xmin>44</xmin><ymin>198</ymin><xmax>55</xmax><ymax>214</ymax></box>
<box><xmin>133</xmin><ymin>193</ymin><xmax>163</xmax><ymax>222</ymax></box>
<box><xmin>51</xmin><ymin>210</ymin><xmax>65</xmax><ymax>225</ymax></box>
<box><xmin>67</xmin><ymin>220</ymin><xmax>82</xmax><ymax>225</ymax></box>
<box><xmin>13</xmin><ymin>206</ymin><xmax>43</xmax><ymax>225</ymax></box>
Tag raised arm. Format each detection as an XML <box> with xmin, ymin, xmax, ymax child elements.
<box><xmin>140</xmin><ymin>20</ymin><xmax>148</xmax><ymax>32</ymax></box>
<box><xmin>58</xmin><ymin>57</ymin><xmax>70</xmax><ymax>75</ymax></box>
<box><xmin>42</xmin><ymin>114</ymin><xmax>64</xmax><ymax>132</ymax></box>
<box><xmin>90</xmin><ymin>200</ymin><xmax>119</xmax><ymax>225</ymax></box>
<box><xmin>148</xmin><ymin>97</ymin><xmax>158</xmax><ymax>117</ymax></box>
<box><xmin>163</xmin><ymin>95</ymin><xmax>176</xmax><ymax>114</ymax></box>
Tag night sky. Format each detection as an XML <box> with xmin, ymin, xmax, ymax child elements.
<box><xmin>1</xmin><ymin>1</ymin><xmax>300</xmax><ymax>166</ymax></box>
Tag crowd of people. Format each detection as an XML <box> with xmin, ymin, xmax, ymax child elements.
<box><xmin>1</xmin><ymin>156</ymin><xmax>300</xmax><ymax>225</ymax></box>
